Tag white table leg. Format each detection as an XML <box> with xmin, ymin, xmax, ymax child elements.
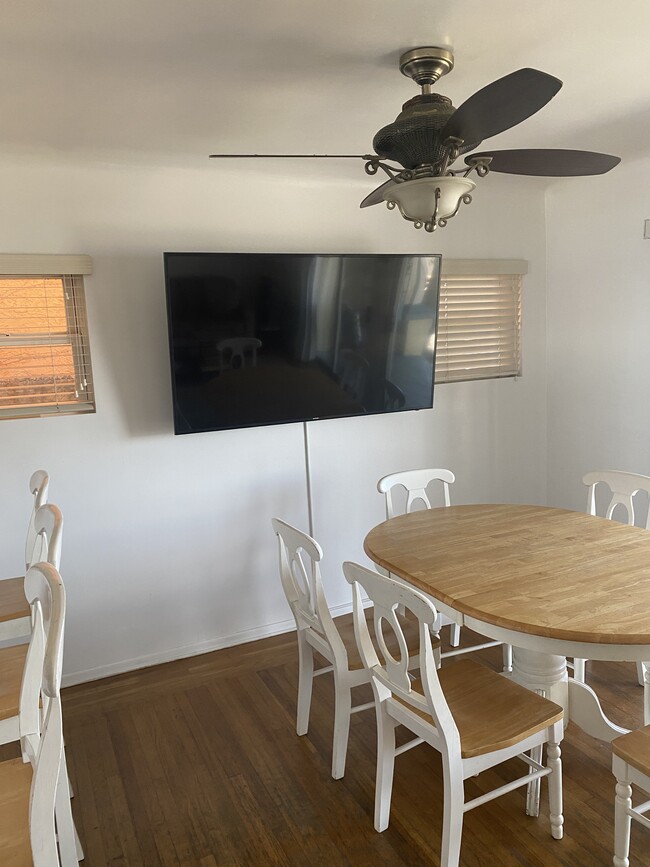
<box><xmin>567</xmin><ymin>679</ymin><xmax>629</xmax><ymax>742</ymax></box>
<box><xmin>510</xmin><ymin>648</ymin><xmax>569</xmax><ymax>712</ymax></box>
<box><xmin>510</xmin><ymin>648</ymin><xmax>568</xmax><ymax>816</ymax></box>
<box><xmin>510</xmin><ymin>647</ymin><xmax>629</xmax><ymax>739</ymax></box>
<box><xmin>508</xmin><ymin>647</ymin><xmax>629</xmax><ymax>813</ymax></box>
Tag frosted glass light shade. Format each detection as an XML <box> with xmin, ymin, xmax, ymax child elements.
<box><xmin>383</xmin><ymin>176</ymin><xmax>476</xmax><ymax>222</ymax></box>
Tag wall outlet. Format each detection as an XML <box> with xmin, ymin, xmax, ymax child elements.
<box><xmin>645</xmin><ymin>219</ymin><xmax>650</xmax><ymax>239</ymax></box>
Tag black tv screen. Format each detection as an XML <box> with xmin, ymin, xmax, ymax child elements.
<box><xmin>164</xmin><ymin>252</ymin><xmax>441</xmax><ymax>434</ymax></box>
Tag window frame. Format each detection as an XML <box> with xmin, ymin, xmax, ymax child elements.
<box><xmin>0</xmin><ymin>255</ymin><xmax>95</xmax><ymax>420</ymax></box>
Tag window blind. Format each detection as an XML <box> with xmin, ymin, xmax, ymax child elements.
<box><xmin>435</xmin><ymin>269</ymin><xmax>523</xmax><ymax>384</ymax></box>
<box><xmin>0</xmin><ymin>274</ymin><xmax>95</xmax><ymax>418</ymax></box>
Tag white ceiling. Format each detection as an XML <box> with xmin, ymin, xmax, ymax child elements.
<box><xmin>1</xmin><ymin>0</ymin><xmax>649</xmax><ymax>173</ymax></box>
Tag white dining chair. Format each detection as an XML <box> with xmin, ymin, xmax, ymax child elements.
<box><xmin>612</xmin><ymin>724</ymin><xmax>650</xmax><ymax>867</ymax></box>
<box><xmin>0</xmin><ymin>561</ymin><xmax>80</xmax><ymax>865</ymax></box>
<box><xmin>272</xmin><ymin>517</ymin><xmax>435</xmax><ymax>780</ymax></box>
<box><xmin>217</xmin><ymin>337</ymin><xmax>261</xmax><ymax>373</ymax></box>
<box><xmin>0</xmin><ymin>469</ymin><xmax>50</xmax><ymax>642</ymax></box>
<box><xmin>574</xmin><ymin>470</ymin><xmax>650</xmax><ymax>687</ymax></box>
<box><xmin>377</xmin><ymin>468</ymin><xmax>512</xmax><ymax>672</ymax></box>
<box><xmin>383</xmin><ymin>380</ymin><xmax>405</xmax><ymax>410</ymax></box>
<box><xmin>0</xmin><ymin>503</ymin><xmax>63</xmax><ymax>749</ymax></box>
<box><xmin>343</xmin><ymin>560</ymin><xmax>564</xmax><ymax>867</ymax></box>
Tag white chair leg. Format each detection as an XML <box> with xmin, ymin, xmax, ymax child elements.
<box><xmin>644</xmin><ymin>667</ymin><xmax>650</xmax><ymax>726</ymax></box>
<box><xmin>526</xmin><ymin>745</ymin><xmax>543</xmax><ymax>817</ymax></box>
<box><xmin>613</xmin><ymin>778</ymin><xmax>632</xmax><ymax>867</ymax></box>
<box><xmin>55</xmin><ymin>754</ymin><xmax>81</xmax><ymax>865</ymax></box>
<box><xmin>636</xmin><ymin>660</ymin><xmax>647</xmax><ymax>688</ymax></box>
<box><xmin>546</xmin><ymin>736</ymin><xmax>564</xmax><ymax>840</ymax></box>
<box><xmin>573</xmin><ymin>658</ymin><xmax>586</xmax><ymax>682</ymax></box>
<box><xmin>74</xmin><ymin>820</ymin><xmax>85</xmax><ymax>862</ymax></box>
<box><xmin>449</xmin><ymin>621</ymin><xmax>461</xmax><ymax>648</ymax></box>
<box><xmin>374</xmin><ymin>703</ymin><xmax>397</xmax><ymax>832</ymax></box>
<box><xmin>296</xmin><ymin>633</ymin><xmax>314</xmax><ymax>736</ymax></box>
<box><xmin>441</xmin><ymin>757</ymin><xmax>464</xmax><ymax>867</ymax></box>
<box><xmin>63</xmin><ymin>745</ymin><xmax>84</xmax><ymax>860</ymax></box>
<box><xmin>502</xmin><ymin>643</ymin><xmax>513</xmax><ymax>674</ymax></box>
<box><xmin>331</xmin><ymin>676</ymin><xmax>352</xmax><ymax>780</ymax></box>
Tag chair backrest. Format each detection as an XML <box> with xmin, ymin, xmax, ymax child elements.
<box><xmin>343</xmin><ymin>561</ymin><xmax>460</xmax><ymax>755</ymax></box>
<box><xmin>24</xmin><ymin>470</ymin><xmax>49</xmax><ymax>569</ymax></box>
<box><xmin>583</xmin><ymin>470</ymin><xmax>650</xmax><ymax>529</ymax></box>
<box><xmin>20</xmin><ymin>555</ymin><xmax>66</xmax><ymax>751</ymax></box>
<box><xmin>271</xmin><ymin>518</ymin><xmax>348</xmax><ymax>668</ymax></box>
<box><xmin>28</xmin><ymin>504</ymin><xmax>63</xmax><ymax>571</ymax></box>
<box><xmin>22</xmin><ymin>561</ymin><xmax>66</xmax><ymax>866</ymax></box>
<box><xmin>377</xmin><ymin>468</ymin><xmax>455</xmax><ymax>519</ymax></box>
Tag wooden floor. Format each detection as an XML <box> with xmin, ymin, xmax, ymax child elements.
<box><xmin>52</xmin><ymin>624</ymin><xmax>650</xmax><ymax>866</ymax></box>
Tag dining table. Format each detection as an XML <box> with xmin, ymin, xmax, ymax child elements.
<box><xmin>363</xmin><ymin>503</ymin><xmax>650</xmax><ymax>746</ymax></box>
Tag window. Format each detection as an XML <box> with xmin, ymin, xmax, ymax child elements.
<box><xmin>0</xmin><ymin>254</ymin><xmax>95</xmax><ymax>419</ymax></box>
<box><xmin>435</xmin><ymin>259</ymin><xmax>526</xmax><ymax>384</ymax></box>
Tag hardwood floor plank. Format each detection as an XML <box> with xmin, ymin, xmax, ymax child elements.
<box><xmin>212</xmin><ymin>678</ymin><xmax>357</xmax><ymax>866</ymax></box>
<box><xmin>61</xmin><ymin>621</ymin><xmax>650</xmax><ymax>865</ymax></box>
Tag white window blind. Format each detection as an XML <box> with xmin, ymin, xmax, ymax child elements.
<box><xmin>0</xmin><ymin>263</ymin><xmax>95</xmax><ymax>419</ymax></box>
<box><xmin>435</xmin><ymin>260</ymin><xmax>525</xmax><ymax>384</ymax></box>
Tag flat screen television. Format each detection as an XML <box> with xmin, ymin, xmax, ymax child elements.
<box><xmin>164</xmin><ymin>252</ymin><xmax>441</xmax><ymax>434</ymax></box>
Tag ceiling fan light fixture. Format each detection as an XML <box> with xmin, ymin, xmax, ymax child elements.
<box><xmin>383</xmin><ymin>176</ymin><xmax>476</xmax><ymax>232</ymax></box>
<box><xmin>210</xmin><ymin>46</ymin><xmax>620</xmax><ymax>235</ymax></box>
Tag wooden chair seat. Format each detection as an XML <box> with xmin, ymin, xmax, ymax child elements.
<box><xmin>612</xmin><ymin>724</ymin><xmax>650</xmax><ymax>776</ymax></box>
<box><xmin>0</xmin><ymin>645</ymin><xmax>28</xmax><ymax>722</ymax></box>
<box><xmin>0</xmin><ymin>756</ymin><xmax>32</xmax><ymax>865</ymax></box>
<box><xmin>395</xmin><ymin>658</ymin><xmax>563</xmax><ymax>759</ymax></box>
<box><xmin>0</xmin><ymin>577</ymin><xmax>29</xmax><ymax>625</ymax></box>
<box><xmin>334</xmin><ymin>607</ymin><xmax>439</xmax><ymax>671</ymax></box>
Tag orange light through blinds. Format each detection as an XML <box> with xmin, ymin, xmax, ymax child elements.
<box><xmin>0</xmin><ymin>275</ymin><xmax>95</xmax><ymax>418</ymax></box>
<box><xmin>435</xmin><ymin>272</ymin><xmax>522</xmax><ymax>384</ymax></box>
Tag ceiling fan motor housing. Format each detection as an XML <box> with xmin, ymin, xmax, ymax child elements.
<box><xmin>373</xmin><ymin>94</ymin><xmax>479</xmax><ymax>170</ymax></box>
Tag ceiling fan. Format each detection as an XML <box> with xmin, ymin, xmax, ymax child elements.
<box><xmin>210</xmin><ymin>47</ymin><xmax>620</xmax><ymax>233</ymax></box>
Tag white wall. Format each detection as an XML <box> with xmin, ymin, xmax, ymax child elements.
<box><xmin>546</xmin><ymin>156</ymin><xmax>650</xmax><ymax>511</ymax></box>
<box><xmin>0</xmin><ymin>157</ymin><xmax>548</xmax><ymax>683</ymax></box>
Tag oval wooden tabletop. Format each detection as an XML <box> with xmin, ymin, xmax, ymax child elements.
<box><xmin>363</xmin><ymin>504</ymin><xmax>650</xmax><ymax>645</ymax></box>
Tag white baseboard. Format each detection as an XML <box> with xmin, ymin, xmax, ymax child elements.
<box><xmin>61</xmin><ymin>598</ymin><xmax>356</xmax><ymax>688</ymax></box>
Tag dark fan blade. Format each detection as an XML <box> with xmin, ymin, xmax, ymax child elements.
<box><xmin>440</xmin><ymin>68</ymin><xmax>562</xmax><ymax>145</ymax></box>
<box><xmin>360</xmin><ymin>179</ymin><xmax>397</xmax><ymax>208</ymax></box>
<box><xmin>209</xmin><ymin>153</ymin><xmax>374</xmax><ymax>159</ymax></box>
<box><xmin>465</xmin><ymin>149</ymin><xmax>621</xmax><ymax>176</ymax></box>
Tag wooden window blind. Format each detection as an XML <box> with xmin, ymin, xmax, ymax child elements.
<box><xmin>0</xmin><ymin>272</ymin><xmax>95</xmax><ymax>419</ymax></box>
<box><xmin>435</xmin><ymin>261</ymin><xmax>525</xmax><ymax>384</ymax></box>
